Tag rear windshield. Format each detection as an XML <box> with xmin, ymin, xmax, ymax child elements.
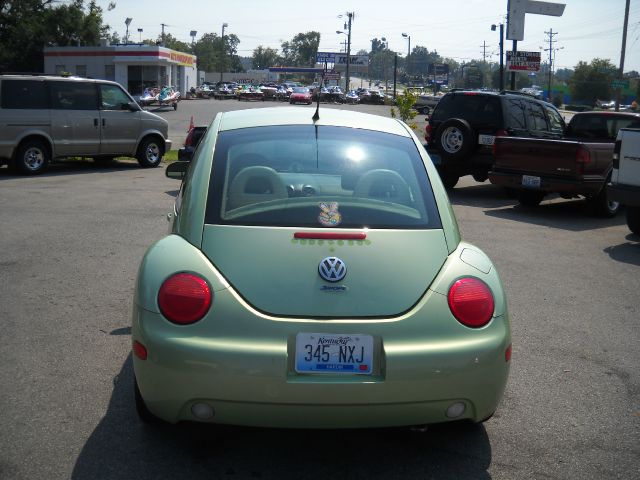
<box><xmin>433</xmin><ymin>94</ymin><xmax>503</xmax><ymax>126</ymax></box>
<box><xmin>205</xmin><ymin>125</ymin><xmax>441</xmax><ymax>229</ymax></box>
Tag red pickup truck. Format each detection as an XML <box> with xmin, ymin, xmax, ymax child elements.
<box><xmin>489</xmin><ymin>111</ymin><xmax>640</xmax><ymax>216</ymax></box>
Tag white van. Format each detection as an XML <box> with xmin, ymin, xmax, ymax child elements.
<box><xmin>0</xmin><ymin>74</ymin><xmax>172</xmax><ymax>174</ymax></box>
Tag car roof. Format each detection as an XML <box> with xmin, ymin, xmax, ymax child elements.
<box><xmin>218</xmin><ymin>107</ymin><xmax>411</xmax><ymax>137</ymax></box>
<box><xmin>0</xmin><ymin>74</ymin><xmax>119</xmax><ymax>86</ymax></box>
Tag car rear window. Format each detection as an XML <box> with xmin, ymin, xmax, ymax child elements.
<box><xmin>205</xmin><ymin>125</ymin><xmax>442</xmax><ymax>229</ymax></box>
<box><xmin>432</xmin><ymin>94</ymin><xmax>503</xmax><ymax>126</ymax></box>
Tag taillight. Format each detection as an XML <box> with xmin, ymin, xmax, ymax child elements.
<box><xmin>447</xmin><ymin>277</ymin><xmax>495</xmax><ymax>328</ymax></box>
<box><xmin>158</xmin><ymin>273</ymin><xmax>212</xmax><ymax>324</ymax></box>
<box><xmin>133</xmin><ymin>340</ymin><xmax>148</xmax><ymax>360</ymax></box>
<box><xmin>184</xmin><ymin>128</ymin><xmax>195</xmax><ymax>147</ymax></box>
<box><xmin>425</xmin><ymin>124</ymin><xmax>433</xmax><ymax>142</ymax></box>
<box><xmin>612</xmin><ymin>140</ymin><xmax>621</xmax><ymax>169</ymax></box>
<box><xmin>575</xmin><ymin>145</ymin><xmax>590</xmax><ymax>175</ymax></box>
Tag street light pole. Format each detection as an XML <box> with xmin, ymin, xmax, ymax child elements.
<box><xmin>345</xmin><ymin>12</ymin><xmax>353</xmax><ymax>92</ymax></box>
<box><xmin>402</xmin><ymin>33</ymin><xmax>410</xmax><ymax>77</ymax></box>
<box><xmin>220</xmin><ymin>22</ymin><xmax>228</xmax><ymax>83</ymax></box>
<box><xmin>491</xmin><ymin>23</ymin><xmax>504</xmax><ymax>91</ymax></box>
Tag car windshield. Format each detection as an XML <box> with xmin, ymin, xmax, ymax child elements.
<box><xmin>205</xmin><ymin>125</ymin><xmax>441</xmax><ymax>229</ymax></box>
<box><xmin>292</xmin><ymin>87</ymin><xmax>309</xmax><ymax>93</ymax></box>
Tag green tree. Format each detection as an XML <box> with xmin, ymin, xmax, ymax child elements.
<box><xmin>159</xmin><ymin>33</ymin><xmax>190</xmax><ymax>53</ymax></box>
<box><xmin>0</xmin><ymin>0</ymin><xmax>109</xmax><ymax>72</ymax></box>
<box><xmin>252</xmin><ymin>46</ymin><xmax>279</xmax><ymax>69</ymax></box>
<box><xmin>570</xmin><ymin>58</ymin><xmax>617</xmax><ymax>104</ymax></box>
<box><xmin>193</xmin><ymin>32</ymin><xmax>243</xmax><ymax>73</ymax></box>
<box><xmin>390</xmin><ymin>90</ymin><xmax>418</xmax><ymax>129</ymax></box>
<box><xmin>280</xmin><ymin>32</ymin><xmax>320</xmax><ymax>66</ymax></box>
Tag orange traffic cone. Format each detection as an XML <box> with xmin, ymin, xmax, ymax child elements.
<box><xmin>188</xmin><ymin>116</ymin><xmax>194</xmax><ymax>132</ymax></box>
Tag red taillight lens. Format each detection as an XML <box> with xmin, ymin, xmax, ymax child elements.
<box><xmin>425</xmin><ymin>124</ymin><xmax>433</xmax><ymax>142</ymax></box>
<box><xmin>575</xmin><ymin>145</ymin><xmax>590</xmax><ymax>164</ymax></box>
<box><xmin>133</xmin><ymin>340</ymin><xmax>148</xmax><ymax>360</ymax></box>
<box><xmin>158</xmin><ymin>273</ymin><xmax>212</xmax><ymax>324</ymax></box>
<box><xmin>447</xmin><ymin>277</ymin><xmax>495</xmax><ymax>328</ymax></box>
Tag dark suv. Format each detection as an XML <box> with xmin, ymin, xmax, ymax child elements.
<box><xmin>424</xmin><ymin>90</ymin><xmax>565</xmax><ymax>188</ymax></box>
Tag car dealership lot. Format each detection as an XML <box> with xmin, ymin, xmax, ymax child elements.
<box><xmin>0</xmin><ymin>100</ymin><xmax>638</xmax><ymax>480</ymax></box>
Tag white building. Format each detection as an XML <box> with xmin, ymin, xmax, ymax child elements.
<box><xmin>44</xmin><ymin>42</ymin><xmax>197</xmax><ymax>96</ymax></box>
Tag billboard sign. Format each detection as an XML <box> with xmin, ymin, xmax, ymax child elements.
<box><xmin>506</xmin><ymin>51</ymin><xmax>541</xmax><ymax>71</ymax></box>
<box><xmin>507</xmin><ymin>0</ymin><xmax>566</xmax><ymax>41</ymax></box>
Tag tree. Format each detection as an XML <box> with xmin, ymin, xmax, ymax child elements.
<box><xmin>0</xmin><ymin>0</ymin><xmax>109</xmax><ymax>72</ymax></box>
<box><xmin>570</xmin><ymin>58</ymin><xmax>617</xmax><ymax>104</ymax></box>
<box><xmin>280</xmin><ymin>32</ymin><xmax>320</xmax><ymax>66</ymax></box>
<box><xmin>193</xmin><ymin>32</ymin><xmax>243</xmax><ymax>73</ymax></box>
<box><xmin>252</xmin><ymin>46</ymin><xmax>279</xmax><ymax>69</ymax></box>
<box><xmin>158</xmin><ymin>34</ymin><xmax>190</xmax><ymax>53</ymax></box>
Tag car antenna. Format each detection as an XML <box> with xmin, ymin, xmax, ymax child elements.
<box><xmin>313</xmin><ymin>67</ymin><xmax>326</xmax><ymax>122</ymax></box>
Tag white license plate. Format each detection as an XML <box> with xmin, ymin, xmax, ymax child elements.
<box><xmin>295</xmin><ymin>333</ymin><xmax>373</xmax><ymax>374</ymax></box>
<box><xmin>522</xmin><ymin>175</ymin><xmax>541</xmax><ymax>188</ymax></box>
<box><xmin>478</xmin><ymin>134</ymin><xmax>496</xmax><ymax>145</ymax></box>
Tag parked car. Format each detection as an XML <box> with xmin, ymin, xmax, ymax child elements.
<box><xmin>490</xmin><ymin>111</ymin><xmax>640</xmax><ymax>216</ymax></box>
<box><xmin>132</xmin><ymin>107</ymin><xmax>511</xmax><ymax>428</ymax></box>
<box><xmin>237</xmin><ymin>85</ymin><xmax>264</xmax><ymax>101</ymax></box>
<box><xmin>289</xmin><ymin>86</ymin><xmax>313</xmax><ymax>105</ymax></box>
<box><xmin>607</xmin><ymin>127</ymin><xmax>640</xmax><ymax>233</ymax></box>
<box><xmin>0</xmin><ymin>74</ymin><xmax>171</xmax><ymax>174</ymax></box>
<box><xmin>413</xmin><ymin>94</ymin><xmax>441</xmax><ymax>114</ymax></box>
<box><xmin>177</xmin><ymin>125</ymin><xmax>207</xmax><ymax>162</ymax></box>
<box><xmin>424</xmin><ymin>90</ymin><xmax>565</xmax><ymax>188</ymax></box>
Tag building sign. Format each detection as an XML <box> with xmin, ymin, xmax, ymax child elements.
<box><xmin>611</xmin><ymin>79</ymin><xmax>630</xmax><ymax>89</ymax></box>
<box><xmin>168</xmin><ymin>50</ymin><xmax>196</xmax><ymax>67</ymax></box>
<box><xmin>506</xmin><ymin>51</ymin><xmax>541</xmax><ymax>71</ymax></box>
<box><xmin>507</xmin><ymin>0</ymin><xmax>566</xmax><ymax>41</ymax></box>
<box><xmin>316</xmin><ymin>51</ymin><xmax>336</xmax><ymax>63</ymax></box>
<box><xmin>428</xmin><ymin>63</ymin><xmax>449</xmax><ymax>75</ymax></box>
<box><xmin>323</xmin><ymin>70</ymin><xmax>340</xmax><ymax>80</ymax></box>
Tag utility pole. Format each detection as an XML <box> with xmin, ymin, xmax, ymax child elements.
<box><xmin>345</xmin><ymin>12</ymin><xmax>354</xmax><ymax>92</ymax></box>
<box><xmin>480</xmin><ymin>41</ymin><xmax>488</xmax><ymax>62</ymax></box>
<box><xmin>616</xmin><ymin>0</ymin><xmax>631</xmax><ymax>111</ymax></box>
<box><xmin>544</xmin><ymin>29</ymin><xmax>558</xmax><ymax>101</ymax></box>
<box><xmin>161</xmin><ymin>23</ymin><xmax>166</xmax><ymax>46</ymax></box>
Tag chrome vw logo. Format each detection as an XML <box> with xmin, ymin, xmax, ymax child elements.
<box><xmin>318</xmin><ymin>257</ymin><xmax>347</xmax><ymax>282</ymax></box>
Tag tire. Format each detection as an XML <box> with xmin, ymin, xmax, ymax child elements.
<box><xmin>626</xmin><ymin>206</ymin><xmax>640</xmax><ymax>235</ymax></box>
<box><xmin>586</xmin><ymin>186</ymin><xmax>620</xmax><ymax>218</ymax></box>
<box><xmin>437</xmin><ymin>168</ymin><xmax>459</xmax><ymax>189</ymax></box>
<box><xmin>136</xmin><ymin>136</ymin><xmax>164</xmax><ymax>168</ymax></box>
<box><xmin>436</xmin><ymin>118</ymin><xmax>475</xmax><ymax>161</ymax></box>
<box><xmin>134</xmin><ymin>376</ymin><xmax>164</xmax><ymax>424</ymax></box>
<box><xmin>472</xmin><ymin>169</ymin><xmax>489</xmax><ymax>182</ymax></box>
<box><xmin>14</xmin><ymin>138</ymin><xmax>50</xmax><ymax>175</ymax></box>
<box><xmin>518</xmin><ymin>190</ymin><xmax>545</xmax><ymax>207</ymax></box>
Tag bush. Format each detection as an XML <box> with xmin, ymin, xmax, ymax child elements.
<box><xmin>390</xmin><ymin>90</ymin><xmax>418</xmax><ymax>129</ymax></box>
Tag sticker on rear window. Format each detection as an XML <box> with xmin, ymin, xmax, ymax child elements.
<box><xmin>318</xmin><ymin>202</ymin><xmax>342</xmax><ymax>227</ymax></box>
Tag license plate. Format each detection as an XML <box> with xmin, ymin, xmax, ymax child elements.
<box><xmin>295</xmin><ymin>333</ymin><xmax>373</xmax><ymax>375</ymax></box>
<box><xmin>478</xmin><ymin>134</ymin><xmax>496</xmax><ymax>145</ymax></box>
<box><xmin>522</xmin><ymin>175</ymin><xmax>541</xmax><ymax>188</ymax></box>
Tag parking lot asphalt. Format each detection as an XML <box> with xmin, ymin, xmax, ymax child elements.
<box><xmin>0</xmin><ymin>100</ymin><xmax>638</xmax><ymax>480</ymax></box>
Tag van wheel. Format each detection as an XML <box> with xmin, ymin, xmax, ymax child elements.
<box><xmin>518</xmin><ymin>190</ymin><xmax>545</xmax><ymax>207</ymax></box>
<box><xmin>14</xmin><ymin>139</ymin><xmax>50</xmax><ymax>175</ymax></box>
<box><xmin>137</xmin><ymin>137</ymin><xmax>164</xmax><ymax>168</ymax></box>
<box><xmin>627</xmin><ymin>207</ymin><xmax>640</xmax><ymax>235</ymax></box>
<box><xmin>586</xmin><ymin>186</ymin><xmax>620</xmax><ymax>218</ymax></box>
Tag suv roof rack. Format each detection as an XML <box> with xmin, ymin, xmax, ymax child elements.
<box><xmin>499</xmin><ymin>89</ymin><xmax>539</xmax><ymax>98</ymax></box>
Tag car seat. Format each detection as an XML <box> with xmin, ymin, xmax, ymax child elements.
<box><xmin>227</xmin><ymin>166</ymin><xmax>288</xmax><ymax>209</ymax></box>
<box><xmin>353</xmin><ymin>169</ymin><xmax>412</xmax><ymax>205</ymax></box>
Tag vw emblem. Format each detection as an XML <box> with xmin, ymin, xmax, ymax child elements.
<box><xmin>318</xmin><ymin>257</ymin><xmax>347</xmax><ymax>283</ymax></box>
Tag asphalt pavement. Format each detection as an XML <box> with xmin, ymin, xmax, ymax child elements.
<box><xmin>0</xmin><ymin>99</ymin><xmax>638</xmax><ymax>480</ymax></box>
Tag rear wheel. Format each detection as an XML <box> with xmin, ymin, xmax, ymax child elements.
<box><xmin>437</xmin><ymin>168</ymin><xmax>459</xmax><ymax>189</ymax></box>
<box><xmin>586</xmin><ymin>186</ymin><xmax>620</xmax><ymax>218</ymax></box>
<box><xmin>136</xmin><ymin>137</ymin><xmax>164</xmax><ymax>168</ymax></box>
<box><xmin>436</xmin><ymin>118</ymin><xmax>475</xmax><ymax>161</ymax></box>
<box><xmin>14</xmin><ymin>139</ymin><xmax>50</xmax><ymax>175</ymax></box>
<box><xmin>518</xmin><ymin>190</ymin><xmax>545</xmax><ymax>207</ymax></box>
<box><xmin>626</xmin><ymin>206</ymin><xmax>640</xmax><ymax>235</ymax></box>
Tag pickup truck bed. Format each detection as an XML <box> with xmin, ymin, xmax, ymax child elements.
<box><xmin>489</xmin><ymin>111</ymin><xmax>640</xmax><ymax>217</ymax></box>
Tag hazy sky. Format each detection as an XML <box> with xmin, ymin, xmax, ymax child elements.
<box><xmin>100</xmin><ymin>0</ymin><xmax>640</xmax><ymax>71</ymax></box>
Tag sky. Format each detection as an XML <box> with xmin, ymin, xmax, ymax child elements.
<box><xmin>99</xmin><ymin>0</ymin><xmax>640</xmax><ymax>72</ymax></box>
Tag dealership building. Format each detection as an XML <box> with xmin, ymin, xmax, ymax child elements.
<box><xmin>43</xmin><ymin>43</ymin><xmax>198</xmax><ymax>96</ymax></box>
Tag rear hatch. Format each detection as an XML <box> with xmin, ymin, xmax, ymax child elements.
<box><xmin>200</xmin><ymin>122</ymin><xmax>448</xmax><ymax>318</ymax></box>
<box><xmin>493</xmin><ymin>137</ymin><xmax>582</xmax><ymax>179</ymax></box>
<box><xmin>201</xmin><ymin>227</ymin><xmax>449</xmax><ymax>317</ymax></box>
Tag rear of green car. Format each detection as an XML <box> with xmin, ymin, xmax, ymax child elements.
<box><xmin>132</xmin><ymin>108</ymin><xmax>510</xmax><ymax>427</ymax></box>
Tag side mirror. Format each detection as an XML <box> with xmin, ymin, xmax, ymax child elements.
<box><xmin>127</xmin><ymin>101</ymin><xmax>141</xmax><ymax>111</ymax></box>
<box><xmin>166</xmin><ymin>161</ymin><xmax>189</xmax><ymax>180</ymax></box>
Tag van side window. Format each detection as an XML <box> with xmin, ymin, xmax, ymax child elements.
<box><xmin>1</xmin><ymin>80</ymin><xmax>48</xmax><ymax>109</ymax></box>
<box><xmin>99</xmin><ymin>84</ymin><xmax>131</xmax><ymax>110</ymax></box>
<box><xmin>50</xmin><ymin>81</ymin><xmax>97</xmax><ymax>110</ymax></box>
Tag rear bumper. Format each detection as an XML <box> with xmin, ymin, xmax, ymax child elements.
<box><xmin>489</xmin><ymin>170</ymin><xmax>603</xmax><ymax>195</ymax></box>
<box><xmin>132</xmin><ymin>289</ymin><xmax>510</xmax><ymax>428</ymax></box>
<box><xmin>607</xmin><ymin>182</ymin><xmax>640</xmax><ymax>206</ymax></box>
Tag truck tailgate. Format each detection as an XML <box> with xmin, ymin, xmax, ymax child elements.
<box><xmin>493</xmin><ymin>137</ymin><xmax>582</xmax><ymax>178</ymax></box>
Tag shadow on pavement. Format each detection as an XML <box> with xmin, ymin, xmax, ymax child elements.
<box><xmin>0</xmin><ymin>159</ymin><xmax>156</xmax><ymax>180</ymax></box>
<box><xmin>72</xmin><ymin>356</ymin><xmax>493</xmax><ymax>480</ymax></box>
<box><xmin>603</xmin><ymin>233</ymin><xmax>640</xmax><ymax>266</ymax></box>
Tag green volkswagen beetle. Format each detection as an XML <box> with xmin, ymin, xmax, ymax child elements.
<box><xmin>132</xmin><ymin>107</ymin><xmax>511</xmax><ymax>428</ymax></box>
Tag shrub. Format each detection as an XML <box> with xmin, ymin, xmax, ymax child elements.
<box><xmin>390</xmin><ymin>90</ymin><xmax>418</xmax><ymax>129</ymax></box>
